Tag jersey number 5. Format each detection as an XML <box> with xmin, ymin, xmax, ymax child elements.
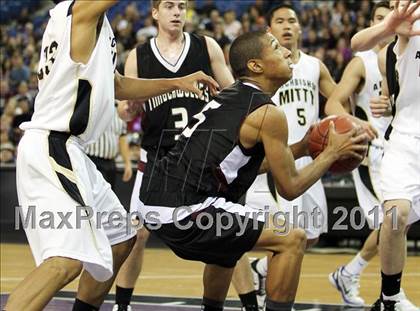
<box><xmin>297</xmin><ymin>108</ymin><xmax>306</xmax><ymax>126</ymax></box>
<box><xmin>182</xmin><ymin>100</ymin><xmax>221</xmax><ymax>138</ymax></box>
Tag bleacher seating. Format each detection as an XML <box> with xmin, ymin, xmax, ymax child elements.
<box><xmin>0</xmin><ymin>0</ymin><xmax>39</xmax><ymax>24</ymax></box>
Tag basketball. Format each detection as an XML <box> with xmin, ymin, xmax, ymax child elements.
<box><xmin>308</xmin><ymin>115</ymin><xmax>367</xmax><ymax>174</ymax></box>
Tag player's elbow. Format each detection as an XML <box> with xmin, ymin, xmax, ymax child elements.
<box><xmin>277</xmin><ymin>177</ymin><xmax>308</xmax><ymax>200</ymax></box>
<box><xmin>350</xmin><ymin>36</ymin><xmax>366</xmax><ymax>52</ymax></box>
<box><xmin>324</xmin><ymin>100</ymin><xmax>336</xmax><ymax>116</ymax></box>
<box><xmin>350</xmin><ymin>37</ymin><xmax>358</xmax><ymax>51</ymax></box>
<box><xmin>276</xmin><ymin>183</ymin><xmax>300</xmax><ymax>201</ymax></box>
<box><xmin>324</xmin><ymin>98</ymin><xmax>349</xmax><ymax>115</ymax></box>
<box><xmin>280</xmin><ymin>191</ymin><xmax>296</xmax><ymax>201</ymax></box>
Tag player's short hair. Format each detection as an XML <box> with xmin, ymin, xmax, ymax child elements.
<box><xmin>229</xmin><ymin>30</ymin><xmax>267</xmax><ymax>77</ymax></box>
<box><xmin>51</xmin><ymin>0</ymin><xmax>64</xmax><ymax>4</ymax></box>
<box><xmin>370</xmin><ymin>1</ymin><xmax>390</xmax><ymax>21</ymax></box>
<box><xmin>152</xmin><ymin>0</ymin><xmax>188</xmax><ymax>9</ymax></box>
<box><xmin>151</xmin><ymin>0</ymin><xmax>162</xmax><ymax>9</ymax></box>
<box><xmin>266</xmin><ymin>3</ymin><xmax>296</xmax><ymax>27</ymax></box>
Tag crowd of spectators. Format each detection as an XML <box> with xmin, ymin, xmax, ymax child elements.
<box><xmin>1</xmin><ymin>0</ymin><xmax>381</xmax><ymax>165</ymax></box>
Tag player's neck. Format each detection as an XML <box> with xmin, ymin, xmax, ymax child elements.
<box><xmin>241</xmin><ymin>77</ymin><xmax>278</xmax><ymax>95</ymax></box>
<box><xmin>156</xmin><ymin>30</ymin><xmax>185</xmax><ymax>47</ymax></box>
<box><xmin>290</xmin><ymin>48</ymin><xmax>300</xmax><ymax>64</ymax></box>
<box><xmin>373</xmin><ymin>45</ymin><xmax>381</xmax><ymax>54</ymax></box>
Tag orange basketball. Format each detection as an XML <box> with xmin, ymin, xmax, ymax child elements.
<box><xmin>308</xmin><ymin>115</ymin><xmax>367</xmax><ymax>174</ymax></box>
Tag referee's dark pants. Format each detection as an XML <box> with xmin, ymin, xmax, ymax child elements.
<box><xmin>88</xmin><ymin>155</ymin><xmax>117</xmax><ymax>190</ymax></box>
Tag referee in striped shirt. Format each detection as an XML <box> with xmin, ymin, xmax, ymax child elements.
<box><xmin>85</xmin><ymin>106</ymin><xmax>133</xmax><ymax>190</ymax></box>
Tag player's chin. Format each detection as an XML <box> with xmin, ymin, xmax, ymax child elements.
<box><xmin>274</xmin><ymin>75</ymin><xmax>291</xmax><ymax>88</ymax></box>
<box><xmin>275</xmin><ymin>65</ymin><xmax>291</xmax><ymax>77</ymax></box>
<box><xmin>166</xmin><ymin>24</ymin><xmax>183</xmax><ymax>32</ymax></box>
<box><xmin>169</xmin><ymin>22</ymin><xmax>183</xmax><ymax>29</ymax></box>
<box><xmin>279</xmin><ymin>40</ymin><xmax>293</xmax><ymax>50</ymax></box>
<box><xmin>283</xmin><ymin>68</ymin><xmax>293</xmax><ymax>80</ymax></box>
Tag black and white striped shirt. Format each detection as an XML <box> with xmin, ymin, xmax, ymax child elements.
<box><xmin>85</xmin><ymin>110</ymin><xmax>127</xmax><ymax>159</ymax></box>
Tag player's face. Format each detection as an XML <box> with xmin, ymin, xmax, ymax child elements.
<box><xmin>153</xmin><ymin>0</ymin><xmax>187</xmax><ymax>33</ymax></box>
<box><xmin>390</xmin><ymin>0</ymin><xmax>410</xmax><ymax>10</ymax></box>
<box><xmin>268</xmin><ymin>8</ymin><xmax>301</xmax><ymax>49</ymax></box>
<box><xmin>260</xmin><ymin>34</ymin><xmax>293</xmax><ymax>83</ymax></box>
<box><xmin>371</xmin><ymin>7</ymin><xmax>391</xmax><ymax>25</ymax></box>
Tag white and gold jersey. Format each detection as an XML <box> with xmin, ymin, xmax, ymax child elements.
<box><xmin>21</xmin><ymin>1</ymin><xmax>118</xmax><ymax>145</ymax></box>
<box><xmin>272</xmin><ymin>51</ymin><xmax>320</xmax><ymax>144</ymax></box>
<box><xmin>354</xmin><ymin>50</ymin><xmax>392</xmax><ymax>145</ymax></box>
<box><xmin>392</xmin><ymin>20</ymin><xmax>420</xmax><ymax>137</ymax></box>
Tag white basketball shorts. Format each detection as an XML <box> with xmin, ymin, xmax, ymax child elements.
<box><xmin>247</xmin><ymin>156</ymin><xmax>328</xmax><ymax>240</ymax></box>
<box><xmin>352</xmin><ymin>142</ymin><xmax>384</xmax><ymax>229</ymax></box>
<box><xmin>381</xmin><ymin>130</ymin><xmax>420</xmax><ymax>225</ymax></box>
<box><xmin>16</xmin><ymin>130</ymin><xmax>136</xmax><ymax>282</ymax></box>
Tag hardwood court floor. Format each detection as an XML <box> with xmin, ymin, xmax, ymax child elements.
<box><xmin>1</xmin><ymin>243</ymin><xmax>419</xmax><ymax>306</ymax></box>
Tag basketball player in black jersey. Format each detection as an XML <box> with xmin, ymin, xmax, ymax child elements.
<box><xmin>137</xmin><ymin>31</ymin><xmax>368</xmax><ymax>311</ymax></box>
<box><xmin>113</xmin><ymin>1</ymin><xmax>258</xmax><ymax>311</ymax></box>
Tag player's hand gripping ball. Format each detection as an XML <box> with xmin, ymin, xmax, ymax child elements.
<box><xmin>308</xmin><ymin>115</ymin><xmax>368</xmax><ymax>174</ymax></box>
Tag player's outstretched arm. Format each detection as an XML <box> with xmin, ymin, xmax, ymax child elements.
<box><xmin>241</xmin><ymin>105</ymin><xmax>367</xmax><ymax>200</ymax></box>
<box><xmin>324</xmin><ymin>57</ymin><xmax>363</xmax><ymax>116</ymax></box>
<box><xmin>370</xmin><ymin>46</ymin><xmax>392</xmax><ymax>118</ymax></box>
<box><xmin>325</xmin><ymin>57</ymin><xmax>378</xmax><ymax>140</ymax></box>
<box><xmin>351</xmin><ymin>0</ymin><xmax>420</xmax><ymax>51</ymax></box>
<box><xmin>72</xmin><ymin>1</ymin><xmax>118</xmax><ymax>21</ymax></box>
<box><xmin>117</xmin><ymin>48</ymin><xmax>143</xmax><ymax>121</ymax></box>
<box><xmin>114</xmin><ymin>70</ymin><xmax>219</xmax><ymax>101</ymax></box>
<box><xmin>257</xmin><ymin>128</ymin><xmax>311</xmax><ymax>175</ymax></box>
<box><xmin>205</xmin><ymin>36</ymin><xmax>235</xmax><ymax>89</ymax></box>
<box><xmin>71</xmin><ymin>1</ymin><xmax>118</xmax><ymax>64</ymax></box>
<box><xmin>319</xmin><ymin>61</ymin><xmax>338</xmax><ymax>100</ymax></box>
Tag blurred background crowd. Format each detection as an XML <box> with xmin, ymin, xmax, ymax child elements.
<box><xmin>1</xmin><ymin>0</ymin><xmax>378</xmax><ymax>165</ymax></box>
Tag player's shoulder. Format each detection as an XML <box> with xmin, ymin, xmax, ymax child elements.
<box><xmin>134</xmin><ymin>37</ymin><xmax>154</xmax><ymax>63</ymax></box>
<box><xmin>44</xmin><ymin>0</ymin><xmax>73</xmax><ymax>32</ymax></box>
<box><xmin>50</xmin><ymin>0</ymin><xmax>73</xmax><ymax>17</ymax></box>
<box><xmin>347</xmin><ymin>54</ymin><xmax>366</xmax><ymax>72</ymax></box>
<box><xmin>136</xmin><ymin>37</ymin><xmax>152</xmax><ymax>53</ymax></box>
<box><xmin>217</xmin><ymin>81</ymin><xmax>269</xmax><ymax>102</ymax></box>
<box><xmin>189</xmin><ymin>32</ymin><xmax>203</xmax><ymax>40</ymax></box>
<box><xmin>252</xmin><ymin>104</ymin><xmax>287</xmax><ymax>135</ymax></box>
<box><xmin>189</xmin><ymin>32</ymin><xmax>211</xmax><ymax>51</ymax></box>
<box><xmin>299</xmin><ymin>51</ymin><xmax>318</xmax><ymax>64</ymax></box>
<box><xmin>240</xmin><ymin>82</ymin><xmax>272</xmax><ymax>99</ymax></box>
<box><xmin>298</xmin><ymin>51</ymin><xmax>321</xmax><ymax>72</ymax></box>
<box><xmin>352</xmin><ymin>50</ymin><xmax>379</xmax><ymax>76</ymax></box>
<box><xmin>354</xmin><ymin>49</ymin><xmax>377</xmax><ymax>61</ymax></box>
<box><xmin>125</xmin><ymin>47</ymin><xmax>138</xmax><ymax>66</ymax></box>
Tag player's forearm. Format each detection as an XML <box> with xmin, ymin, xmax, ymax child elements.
<box><xmin>289</xmin><ymin>140</ymin><xmax>309</xmax><ymax>160</ymax></box>
<box><xmin>351</xmin><ymin>22</ymin><xmax>393</xmax><ymax>51</ymax></box>
<box><xmin>115</xmin><ymin>73</ymin><xmax>181</xmax><ymax>101</ymax></box>
<box><xmin>118</xmin><ymin>136</ymin><xmax>131</xmax><ymax>166</ymax></box>
<box><xmin>259</xmin><ymin>140</ymin><xmax>307</xmax><ymax>174</ymax></box>
<box><xmin>282</xmin><ymin>150</ymin><xmax>337</xmax><ymax>200</ymax></box>
<box><xmin>324</xmin><ymin>97</ymin><xmax>351</xmax><ymax>116</ymax></box>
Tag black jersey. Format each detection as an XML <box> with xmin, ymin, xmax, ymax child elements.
<box><xmin>140</xmin><ymin>81</ymin><xmax>274</xmax><ymax>207</ymax></box>
<box><xmin>384</xmin><ymin>39</ymin><xmax>398</xmax><ymax>140</ymax></box>
<box><xmin>136</xmin><ymin>32</ymin><xmax>213</xmax><ymax>155</ymax></box>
